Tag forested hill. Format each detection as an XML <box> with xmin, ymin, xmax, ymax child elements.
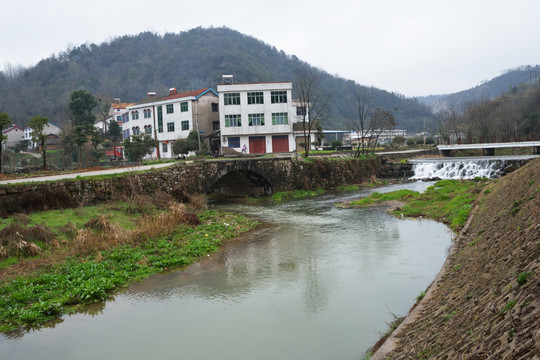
<box><xmin>417</xmin><ymin>65</ymin><xmax>540</xmax><ymax>113</ymax></box>
<box><xmin>0</xmin><ymin>27</ymin><xmax>434</xmax><ymax>131</ymax></box>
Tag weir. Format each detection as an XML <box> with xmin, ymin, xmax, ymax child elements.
<box><xmin>409</xmin><ymin>156</ymin><xmax>537</xmax><ymax>180</ymax></box>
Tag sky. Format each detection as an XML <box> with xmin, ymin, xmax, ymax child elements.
<box><xmin>1</xmin><ymin>0</ymin><xmax>540</xmax><ymax>97</ymax></box>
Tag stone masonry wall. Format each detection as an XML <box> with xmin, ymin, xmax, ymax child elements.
<box><xmin>0</xmin><ymin>157</ymin><xmax>403</xmax><ymax>216</ymax></box>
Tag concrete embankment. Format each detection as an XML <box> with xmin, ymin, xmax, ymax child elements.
<box><xmin>372</xmin><ymin>158</ymin><xmax>540</xmax><ymax>359</ymax></box>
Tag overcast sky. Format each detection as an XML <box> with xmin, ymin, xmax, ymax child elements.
<box><xmin>1</xmin><ymin>0</ymin><xmax>539</xmax><ymax>97</ymax></box>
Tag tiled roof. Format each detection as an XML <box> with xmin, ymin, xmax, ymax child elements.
<box><xmin>133</xmin><ymin>88</ymin><xmax>217</xmax><ymax>105</ymax></box>
<box><xmin>111</xmin><ymin>103</ymin><xmax>136</xmax><ymax>109</ymax></box>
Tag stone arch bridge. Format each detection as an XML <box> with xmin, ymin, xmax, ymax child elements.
<box><xmin>0</xmin><ymin>157</ymin><xmax>412</xmax><ymax>215</ymax></box>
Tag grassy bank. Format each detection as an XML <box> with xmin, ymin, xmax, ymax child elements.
<box><xmin>0</xmin><ymin>198</ymin><xmax>259</xmax><ymax>333</ymax></box>
<box><xmin>344</xmin><ymin>179</ymin><xmax>491</xmax><ymax>231</ymax></box>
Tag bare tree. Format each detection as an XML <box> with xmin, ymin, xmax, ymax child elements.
<box><xmin>294</xmin><ymin>68</ymin><xmax>330</xmax><ymax>157</ymax></box>
<box><xmin>350</xmin><ymin>88</ymin><xmax>373</xmax><ymax>156</ymax></box>
<box><xmin>349</xmin><ymin>87</ymin><xmax>396</xmax><ymax>155</ymax></box>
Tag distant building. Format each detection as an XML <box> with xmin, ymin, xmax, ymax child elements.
<box><xmin>125</xmin><ymin>88</ymin><xmax>219</xmax><ymax>159</ymax></box>
<box><xmin>95</xmin><ymin>99</ymin><xmax>136</xmax><ymax>133</ymax></box>
<box><xmin>217</xmin><ymin>79</ymin><xmax>302</xmax><ymax>154</ymax></box>
<box><xmin>2</xmin><ymin>124</ymin><xmax>24</xmax><ymax>149</ymax></box>
<box><xmin>23</xmin><ymin>121</ymin><xmax>63</xmax><ymax>149</ymax></box>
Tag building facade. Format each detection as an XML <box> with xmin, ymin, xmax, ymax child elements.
<box><xmin>2</xmin><ymin>125</ymin><xmax>24</xmax><ymax>149</ymax></box>
<box><xmin>124</xmin><ymin>88</ymin><xmax>219</xmax><ymax>159</ymax></box>
<box><xmin>23</xmin><ymin>121</ymin><xmax>63</xmax><ymax>149</ymax></box>
<box><xmin>217</xmin><ymin>81</ymin><xmax>298</xmax><ymax>154</ymax></box>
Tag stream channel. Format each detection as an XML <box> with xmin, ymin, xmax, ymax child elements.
<box><xmin>1</xmin><ymin>181</ymin><xmax>452</xmax><ymax>360</ymax></box>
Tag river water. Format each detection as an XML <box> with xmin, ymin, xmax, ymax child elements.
<box><xmin>1</xmin><ymin>182</ymin><xmax>452</xmax><ymax>360</ymax></box>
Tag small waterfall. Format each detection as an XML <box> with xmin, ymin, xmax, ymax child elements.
<box><xmin>410</xmin><ymin>159</ymin><xmax>505</xmax><ymax>180</ymax></box>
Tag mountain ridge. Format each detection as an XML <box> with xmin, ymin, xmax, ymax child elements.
<box><xmin>0</xmin><ymin>27</ymin><xmax>434</xmax><ymax>132</ymax></box>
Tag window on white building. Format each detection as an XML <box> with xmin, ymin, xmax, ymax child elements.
<box><xmin>224</xmin><ymin>93</ymin><xmax>240</xmax><ymax>105</ymax></box>
<box><xmin>228</xmin><ymin>137</ymin><xmax>240</xmax><ymax>148</ymax></box>
<box><xmin>248</xmin><ymin>113</ymin><xmax>265</xmax><ymax>126</ymax></box>
<box><xmin>166</xmin><ymin>104</ymin><xmax>174</xmax><ymax>114</ymax></box>
<box><xmin>131</xmin><ymin>111</ymin><xmax>139</xmax><ymax>120</ymax></box>
<box><xmin>225</xmin><ymin>114</ymin><xmax>241</xmax><ymax>127</ymax></box>
<box><xmin>247</xmin><ymin>92</ymin><xmax>264</xmax><ymax>104</ymax></box>
<box><xmin>167</xmin><ymin>122</ymin><xmax>175</xmax><ymax>132</ymax></box>
<box><xmin>181</xmin><ymin>121</ymin><xmax>189</xmax><ymax>131</ymax></box>
<box><xmin>272</xmin><ymin>112</ymin><xmax>288</xmax><ymax>125</ymax></box>
<box><xmin>144</xmin><ymin>125</ymin><xmax>152</xmax><ymax>134</ymax></box>
<box><xmin>271</xmin><ymin>91</ymin><xmax>287</xmax><ymax>103</ymax></box>
<box><xmin>181</xmin><ymin>102</ymin><xmax>188</xmax><ymax>112</ymax></box>
<box><xmin>162</xmin><ymin>142</ymin><xmax>168</xmax><ymax>153</ymax></box>
<box><xmin>132</xmin><ymin>126</ymin><xmax>140</xmax><ymax>135</ymax></box>
<box><xmin>144</xmin><ymin>109</ymin><xmax>152</xmax><ymax>118</ymax></box>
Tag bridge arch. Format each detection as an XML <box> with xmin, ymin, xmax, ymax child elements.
<box><xmin>210</xmin><ymin>169</ymin><xmax>273</xmax><ymax>196</ymax></box>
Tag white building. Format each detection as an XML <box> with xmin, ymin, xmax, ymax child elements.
<box><xmin>217</xmin><ymin>80</ymin><xmax>299</xmax><ymax>154</ymax></box>
<box><xmin>95</xmin><ymin>100</ymin><xmax>136</xmax><ymax>133</ymax></box>
<box><xmin>23</xmin><ymin>121</ymin><xmax>63</xmax><ymax>149</ymax></box>
<box><xmin>124</xmin><ymin>88</ymin><xmax>219</xmax><ymax>159</ymax></box>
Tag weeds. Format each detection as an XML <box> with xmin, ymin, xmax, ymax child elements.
<box><xmin>416</xmin><ymin>291</ymin><xmax>426</xmax><ymax>300</ymax></box>
<box><xmin>0</xmin><ymin>208</ymin><xmax>259</xmax><ymax>332</ymax></box>
<box><xmin>517</xmin><ymin>271</ymin><xmax>531</xmax><ymax>286</ymax></box>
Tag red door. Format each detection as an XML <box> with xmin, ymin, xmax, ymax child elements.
<box><xmin>272</xmin><ymin>135</ymin><xmax>289</xmax><ymax>153</ymax></box>
<box><xmin>249</xmin><ymin>136</ymin><xmax>266</xmax><ymax>153</ymax></box>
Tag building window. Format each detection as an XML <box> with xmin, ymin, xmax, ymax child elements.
<box><xmin>144</xmin><ymin>109</ymin><xmax>152</xmax><ymax>118</ymax></box>
<box><xmin>122</xmin><ymin>129</ymin><xmax>130</xmax><ymax>139</ymax></box>
<box><xmin>271</xmin><ymin>91</ymin><xmax>287</xmax><ymax>103</ymax></box>
<box><xmin>224</xmin><ymin>93</ymin><xmax>240</xmax><ymax>105</ymax></box>
<box><xmin>181</xmin><ymin>102</ymin><xmax>188</xmax><ymax>112</ymax></box>
<box><xmin>157</xmin><ymin>106</ymin><xmax>163</xmax><ymax>133</ymax></box>
<box><xmin>117</xmin><ymin>116</ymin><xmax>122</xmax><ymax>122</ymax></box>
<box><xmin>211</xmin><ymin>103</ymin><xmax>219</xmax><ymax>112</ymax></box>
<box><xmin>144</xmin><ymin>125</ymin><xmax>152</xmax><ymax>134</ymax></box>
<box><xmin>247</xmin><ymin>92</ymin><xmax>264</xmax><ymax>105</ymax></box>
<box><xmin>225</xmin><ymin>114</ymin><xmax>241</xmax><ymax>127</ymax></box>
<box><xmin>162</xmin><ymin>142</ymin><xmax>168</xmax><ymax>153</ymax></box>
<box><xmin>166</xmin><ymin>104</ymin><xmax>174</xmax><ymax>114</ymax></box>
<box><xmin>228</xmin><ymin>137</ymin><xmax>240</xmax><ymax>148</ymax></box>
<box><xmin>122</xmin><ymin>113</ymin><xmax>129</xmax><ymax>123</ymax></box>
<box><xmin>272</xmin><ymin>112</ymin><xmax>288</xmax><ymax>125</ymax></box>
<box><xmin>131</xmin><ymin>111</ymin><xmax>139</xmax><ymax>120</ymax></box>
<box><xmin>296</xmin><ymin>106</ymin><xmax>306</xmax><ymax>116</ymax></box>
<box><xmin>248</xmin><ymin>113</ymin><xmax>265</xmax><ymax>126</ymax></box>
<box><xmin>212</xmin><ymin>121</ymin><xmax>220</xmax><ymax>130</ymax></box>
<box><xmin>132</xmin><ymin>126</ymin><xmax>140</xmax><ymax>135</ymax></box>
<box><xmin>167</xmin><ymin>122</ymin><xmax>175</xmax><ymax>132</ymax></box>
<box><xmin>181</xmin><ymin>120</ymin><xmax>189</xmax><ymax>131</ymax></box>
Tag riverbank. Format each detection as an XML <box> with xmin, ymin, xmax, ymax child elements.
<box><xmin>371</xmin><ymin>158</ymin><xmax>540</xmax><ymax>359</ymax></box>
<box><xmin>0</xmin><ymin>195</ymin><xmax>259</xmax><ymax>333</ymax></box>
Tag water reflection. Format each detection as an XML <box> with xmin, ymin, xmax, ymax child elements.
<box><xmin>1</xmin><ymin>182</ymin><xmax>451</xmax><ymax>360</ymax></box>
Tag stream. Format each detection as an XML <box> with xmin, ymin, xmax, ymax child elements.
<box><xmin>0</xmin><ymin>181</ymin><xmax>452</xmax><ymax>360</ymax></box>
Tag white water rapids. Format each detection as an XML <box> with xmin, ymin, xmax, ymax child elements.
<box><xmin>410</xmin><ymin>158</ymin><xmax>505</xmax><ymax>179</ymax></box>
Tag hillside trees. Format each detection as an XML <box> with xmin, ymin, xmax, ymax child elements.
<box><xmin>0</xmin><ymin>27</ymin><xmax>434</xmax><ymax>131</ymax></box>
<box><xmin>438</xmin><ymin>85</ymin><xmax>540</xmax><ymax>143</ymax></box>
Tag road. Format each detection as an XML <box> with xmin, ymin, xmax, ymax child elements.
<box><xmin>0</xmin><ymin>162</ymin><xmax>178</xmax><ymax>185</ymax></box>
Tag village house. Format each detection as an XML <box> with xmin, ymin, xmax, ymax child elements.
<box><xmin>217</xmin><ymin>78</ymin><xmax>305</xmax><ymax>155</ymax></box>
<box><xmin>124</xmin><ymin>88</ymin><xmax>219</xmax><ymax>159</ymax></box>
<box><xmin>94</xmin><ymin>99</ymin><xmax>136</xmax><ymax>133</ymax></box>
<box><xmin>2</xmin><ymin>124</ymin><xmax>24</xmax><ymax>150</ymax></box>
<box><xmin>23</xmin><ymin>121</ymin><xmax>63</xmax><ymax>149</ymax></box>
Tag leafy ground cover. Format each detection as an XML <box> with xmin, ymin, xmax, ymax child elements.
<box><xmin>0</xmin><ymin>197</ymin><xmax>259</xmax><ymax>333</ymax></box>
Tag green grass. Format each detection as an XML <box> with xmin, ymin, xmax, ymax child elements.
<box><xmin>350</xmin><ymin>189</ymin><xmax>420</xmax><ymax>206</ymax></box>
<box><xmin>346</xmin><ymin>179</ymin><xmax>490</xmax><ymax>231</ymax></box>
<box><xmin>0</xmin><ymin>210</ymin><xmax>258</xmax><ymax>332</ymax></box>
<box><xmin>271</xmin><ymin>188</ymin><xmax>325</xmax><ymax>202</ymax></box>
<box><xmin>336</xmin><ymin>184</ymin><xmax>360</xmax><ymax>191</ymax></box>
